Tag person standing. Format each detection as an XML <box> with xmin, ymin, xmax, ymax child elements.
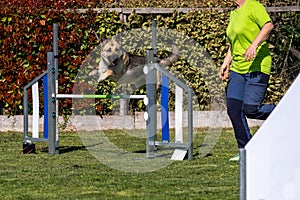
<box><xmin>219</xmin><ymin>0</ymin><xmax>276</xmax><ymax>161</ymax></box>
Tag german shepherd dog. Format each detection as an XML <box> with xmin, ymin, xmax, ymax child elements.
<box><xmin>89</xmin><ymin>34</ymin><xmax>179</xmax><ymax>85</ymax></box>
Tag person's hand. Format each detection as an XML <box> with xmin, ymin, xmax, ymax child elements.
<box><xmin>220</xmin><ymin>46</ymin><xmax>232</xmax><ymax>81</ymax></box>
<box><xmin>243</xmin><ymin>44</ymin><xmax>257</xmax><ymax>61</ymax></box>
<box><xmin>219</xmin><ymin>62</ymin><xmax>230</xmax><ymax>81</ymax></box>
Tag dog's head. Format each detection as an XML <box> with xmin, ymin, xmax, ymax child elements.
<box><xmin>98</xmin><ymin>35</ymin><xmax>129</xmax><ymax>82</ymax></box>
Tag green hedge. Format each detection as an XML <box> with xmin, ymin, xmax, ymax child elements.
<box><xmin>0</xmin><ymin>0</ymin><xmax>299</xmax><ymax>116</ymax></box>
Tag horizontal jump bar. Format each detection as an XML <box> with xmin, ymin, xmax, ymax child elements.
<box><xmin>55</xmin><ymin>94</ymin><xmax>147</xmax><ymax>99</ymax></box>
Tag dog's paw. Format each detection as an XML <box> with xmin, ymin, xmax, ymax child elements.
<box><xmin>89</xmin><ymin>69</ymin><xmax>98</xmax><ymax>76</ymax></box>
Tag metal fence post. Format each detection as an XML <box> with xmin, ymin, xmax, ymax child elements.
<box><xmin>23</xmin><ymin>89</ymin><xmax>29</xmax><ymax>139</ymax></box>
<box><xmin>239</xmin><ymin>148</ymin><xmax>246</xmax><ymax>200</ymax></box>
<box><xmin>47</xmin><ymin>52</ymin><xmax>58</xmax><ymax>154</ymax></box>
<box><xmin>53</xmin><ymin>23</ymin><xmax>59</xmax><ymax>152</ymax></box>
<box><xmin>146</xmin><ymin>49</ymin><xmax>157</xmax><ymax>158</ymax></box>
<box><xmin>187</xmin><ymin>88</ymin><xmax>193</xmax><ymax>160</ymax></box>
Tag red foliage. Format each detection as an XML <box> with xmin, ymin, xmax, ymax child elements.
<box><xmin>0</xmin><ymin>0</ymin><xmax>110</xmax><ymax>115</ymax></box>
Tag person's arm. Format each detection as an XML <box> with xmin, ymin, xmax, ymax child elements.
<box><xmin>244</xmin><ymin>22</ymin><xmax>274</xmax><ymax>61</ymax></box>
<box><xmin>219</xmin><ymin>46</ymin><xmax>232</xmax><ymax>81</ymax></box>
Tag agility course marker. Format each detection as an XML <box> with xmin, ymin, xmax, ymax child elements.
<box><xmin>240</xmin><ymin>73</ymin><xmax>300</xmax><ymax>200</ymax></box>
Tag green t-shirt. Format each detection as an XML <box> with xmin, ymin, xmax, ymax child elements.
<box><xmin>226</xmin><ymin>0</ymin><xmax>272</xmax><ymax>75</ymax></box>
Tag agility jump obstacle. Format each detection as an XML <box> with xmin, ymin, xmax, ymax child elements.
<box><xmin>23</xmin><ymin>22</ymin><xmax>194</xmax><ymax>160</ymax></box>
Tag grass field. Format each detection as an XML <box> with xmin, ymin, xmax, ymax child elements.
<box><xmin>0</xmin><ymin>128</ymin><xmax>258</xmax><ymax>200</ymax></box>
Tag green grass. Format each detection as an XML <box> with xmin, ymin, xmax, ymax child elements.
<box><xmin>0</xmin><ymin>128</ymin><xmax>257</xmax><ymax>200</ymax></box>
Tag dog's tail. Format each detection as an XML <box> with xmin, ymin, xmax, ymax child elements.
<box><xmin>159</xmin><ymin>44</ymin><xmax>179</xmax><ymax>66</ymax></box>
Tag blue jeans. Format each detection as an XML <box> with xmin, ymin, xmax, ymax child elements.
<box><xmin>227</xmin><ymin>71</ymin><xmax>275</xmax><ymax>148</ymax></box>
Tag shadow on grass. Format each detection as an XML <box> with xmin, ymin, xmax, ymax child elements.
<box><xmin>40</xmin><ymin>146</ymin><xmax>86</xmax><ymax>154</ymax></box>
<box><xmin>193</xmin><ymin>144</ymin><xmax>213</xmax><ymax>158</ymax></box>
<box><xmin>133</xmin><ymin>145</ymin><xmax>214</xmax><ymax>160</ymax></box>
<box><xmin>58</xmin><ymin>146</ymin><xmax>87</xmax><ymax>154</ymax></box>
<box><xmin>134</xmin><ymin>150</ymin><xmax>146</xmax><ymax>153</ymax></box>
<box><xmin>40</xmin><ymin>142</ymin><xmax>105</xmax><ymax>154</ymax></box>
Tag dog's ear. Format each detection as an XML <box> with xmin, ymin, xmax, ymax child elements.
<box><xmin>101</xmin><ymin>33</ymin><xmax>107</xmax><ymax>43</ymax></box>
<box><xmin>111</xmin><ymin>34</ymin><xmax>122</xmax><ymax>43</ymax></box>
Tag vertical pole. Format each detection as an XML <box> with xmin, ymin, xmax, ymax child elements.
<box><xmin>47</xmin><ymin>52</ymin><xmax>58</xmax><ymax>154</ymax></box>
<box><xmin>175</xmin><ymin>85</ymin><xmax>183</xmax><ymax>142</ymax></box>
<box><xmin>119</xmin><ymin>99</ymin><xmax>128</xmax><ymax>115</ymax></box>
<box><xmin>161</xmin><ymin>75</ymin><xmax>169</xmax><ymax>143</ymax></box>
<box><xmin>119</xmin><ymin>85</ymin><xmax>128</xmax><ymax>116</ymax></box>
<box><xmin>53</xmin><ymin>24</ymin><xmax>59</xmax><ymax>149</ymax></box>
<box><xmin>23</xmin><ymin>89</ymin><xmax>29</xmax><ymax>139</ymax></box>
<box><xmin>53</xmin><ymin>24</ymin><xmax>58</xmax><ymax>95</ymax></box>
<box><xmin>152</xmin><ymin>19</ymin><xmax>170</xmax><ymax>143</ymax></box>
<box><xmin>43</xmin><ymin>75</ymin><xmax>48</xmax><ymax>139</ymax></box>
<box><xmin>187</xmin><ymin>89</ymin><xmax>193</xmax><ymax>160</ymax></box>
<box><xmin>152</xmin><ymin>20</ymin><xmax>157</xmax><ymax>62</ymax></box>
<box><xmin>145</xmin><ymin>20</ymin><xmax>158</xmax><ymax>158</ymax></box>
<box><xmin>146</xmin><ymin>50</ymin><xmax>157</xmax><ymax>158</ymax></box>
<box><xmin>239</xmin><ymin>148</ymin><xmax>246</xmax><ymax>200</ymax></box>
<box><xmin>32</xmin><ymin>82</ymin><xmax>39</xmax><ymax>138</ymax></box>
